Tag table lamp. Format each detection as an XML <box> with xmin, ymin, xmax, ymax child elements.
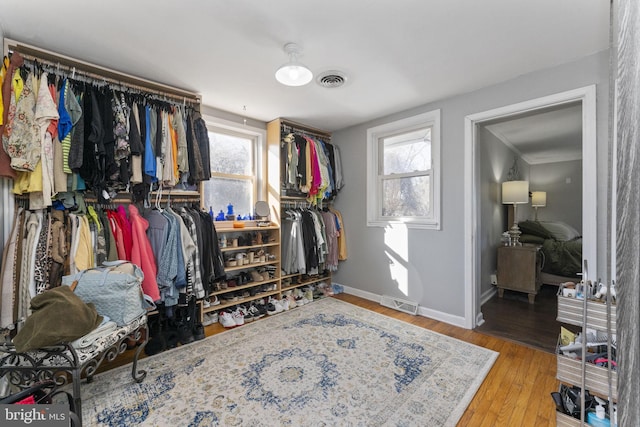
<box><xmin>531</xmin><ymin>191</ymin><xmax>547</xmax><ymax>221</ymax></box>
<box><xmin>502</xmin><ymin>180</ymin><xmax>529</xmax><ymax>246</ymax></box>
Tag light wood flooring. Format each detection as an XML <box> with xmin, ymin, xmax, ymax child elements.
<box><xmin>99</xmin><ymin>293</ymin><xmax>560</xmax><ymax>426</ymax></box>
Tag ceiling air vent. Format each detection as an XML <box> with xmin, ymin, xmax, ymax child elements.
<box><xmin>317</xmin><ymin>71</ymin><xmax>347</xmax><ymax>88</ymax></box>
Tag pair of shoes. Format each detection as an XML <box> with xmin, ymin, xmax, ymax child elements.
<box><xmin>220</xmin><ymin>311</ymin><xmax>237</xmax><ymax>328</ymax></box>
<box><xmin>203</xmin><ymin>312</ymin><xmax>218</xmax><ymax>326</ymax></box>
<box><xmin>247</xmin><ymin>304</ymin><xmax>264</xmax><ymax>320</ymax></box>
<box><xmin>267</xmin><ymin>297</ymin><xmax>285</xmax><ymax>315</ymax></box>
<box><xmin>237</xmin><ymin>306</ymin><xmax>253</xmax><ymax>323</ymax></box>
<box><xmin>252</xmin><ymin>301</ymin><xmax>268</xmax><ymax>318</ymax></box>
<box><xmin>222</xmin><ymin>293</ymin><xmax>238</xmax><ymax>302</ymax></box>
<box><xmin>251</xmin><ymin>270</ymin><xmax>264</xmax><ymax>282</ymax></box>
<box><xmin>304</xmin><ymin>287</ymin><xmax>314</xmax><ymax>303</ymax></box>
<box><xmin>285</xmin><ymin>293</ymin><xmax>297</xmax><ymax>308</ymax></box>
<box><xmin>232</xmin><ymin>309</ymin><xmax>245</xmax><ymax>326</ymax></box>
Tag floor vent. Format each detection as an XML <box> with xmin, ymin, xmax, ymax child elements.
<box><xmin>380</xmin><ymin>295</ymin><xmax>418</xmax><ymax>315</ymax></box>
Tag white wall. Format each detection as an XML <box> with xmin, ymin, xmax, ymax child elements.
<box><xmin>332</xmin><ymin>50</ymin><xmax>610</xmax><ymax>324</ymax></box>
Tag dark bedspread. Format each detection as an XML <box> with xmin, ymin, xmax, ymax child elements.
<box><xmin>540</xmin><ymin>238</ymin><xmax>582</xmax><ymax>278</ymax></box>
<box><xmin>518</xmin><ymin>220</ymin><xmax>582</xmax><ymax>278</ymax></box>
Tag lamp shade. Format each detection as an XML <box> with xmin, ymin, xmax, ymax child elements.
<box><xmin>531</xmin><ymin>191</ymin><xmax>547</xmax><ymax>207</ymax></box>
<box><xmin>275</xmin><ymin>43</ymin><xmax>313</xmax><ymax>86</ymax></box>
<box><xmin>275</xmin><ymin>63</ymin><xmax>313</xmax><ymax>86</ymax></box>
<box><xmin>502</xmin><ymin>180</ymin><xmax>529</xmax><ymax>204</ymax></box>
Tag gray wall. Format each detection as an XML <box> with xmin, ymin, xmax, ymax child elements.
<box><xmin>332</xmin><ymin>50</ymin><xmax>610</xmax><ymax>322</ymax></box>
<box><xmin>529</xmin><ymin>159</ymin><xmax>583</xmax><ymax>229</ymax></box>
<box><xmin>477</xmin><ymin>127</ymin><xmax>526</xmax><ymax>297</ymax></box>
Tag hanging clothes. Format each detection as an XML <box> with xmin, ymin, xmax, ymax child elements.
<box><xmin>281</xmin><ymin>131</ymin><xmax>343</xmax><ymax>205</ymax></box>
<box><xmin>128</xmin><ymin>204</ymin><xmax>161</xmax><ymax>302</ymax></box>
<box><xmin>0</xmin><ymin>207</ymin><xmax>25</xmax><ymax>329</ymax></box>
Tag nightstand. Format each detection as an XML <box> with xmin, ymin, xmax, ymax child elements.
<box><xmin>496</xmin><ymin>245</ymin><xmax>541</xmax><ymax>304</ymax></box>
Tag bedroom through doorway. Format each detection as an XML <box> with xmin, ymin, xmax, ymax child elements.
<box><xmin>464</xmin><ymin>86</ymin><xmax>598</xmax><ymax>351</ymax></box>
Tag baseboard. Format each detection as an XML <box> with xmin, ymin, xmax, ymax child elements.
<box><xmin>472</xmin><ymin>288</ymin><xmax>495</xmax><ymax>327</ymax></box>
<box><xmin>340</xmin><ymin>284</ymin><xmax>468</xmax><ymax>329</ymax></box>
<box><xmin>480</xmin><ymin>287</ymin><xmax>497</xmax><ymax>305</ymax></box>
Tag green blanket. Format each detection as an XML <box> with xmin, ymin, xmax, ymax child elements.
<box><xmin>541</xmin><ymin>238</ymin><xmax>582</xmax><ymax>277</ymax></box>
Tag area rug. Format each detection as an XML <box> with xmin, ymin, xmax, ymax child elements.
<box><xmin>81</xmin><ymin>298</ymin><xmax>498</xmax><ymax>426</ymax></box>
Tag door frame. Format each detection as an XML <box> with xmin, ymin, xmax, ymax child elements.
<box><xmin>463</xmin><ymin>85</ymin><xmax>597</xmax><ymax>328</ymax></box>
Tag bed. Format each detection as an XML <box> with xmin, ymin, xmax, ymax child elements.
<box><xmin>518</xmin><ymin>220</ymin><xmax>582</xmax><ymax>285</ymax></box>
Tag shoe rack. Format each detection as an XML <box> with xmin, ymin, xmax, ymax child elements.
<box><xmin>203</xmin><ymin>223</ymin><xmax>282</xmax><ymax>314</ymax></box>
<box><xmin>554</xmin><ymin>261</ymin><xmax>617</xmax><ymax>426</ymax></box>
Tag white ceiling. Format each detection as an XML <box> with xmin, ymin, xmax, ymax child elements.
<box><xmin>0</xmin><ymin>1</ymin><xmax>610</xmax><ymax>132</ymax></box>
<box><xmin>484</xmin><ymin>102</ymin><xmax>583</xmax><ymax>165</ymax></box>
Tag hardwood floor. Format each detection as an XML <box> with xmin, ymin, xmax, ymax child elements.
<box><xmin>475</xmin><ymin>284</ymin><xmax>578</xmax><ymax>354</ymax></box>
<box><xmin>98</xmin><ymin>293</ymin><xmax>560</xmax><ymax>426</ymax></box>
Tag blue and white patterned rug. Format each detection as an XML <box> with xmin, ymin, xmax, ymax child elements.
<box><xmin>81</xmin><ymin>298</ymin><xmax>498</xmax><ymax>426</ymax></box>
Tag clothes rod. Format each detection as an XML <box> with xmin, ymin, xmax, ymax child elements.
<box><xmin>280</xmin><ymin>120</ymin><xmax>331</xmax><ymax>140</ymax></box>
<box><xmin>4</xmin><ymin>38</ymin><xmax>201</xmax><ymax>104</ymax></box>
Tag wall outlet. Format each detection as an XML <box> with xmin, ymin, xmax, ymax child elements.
<box><xmin>490</xmin><ymin>274</ymin><xmax>498</xmax><ymax>285</ymax></box>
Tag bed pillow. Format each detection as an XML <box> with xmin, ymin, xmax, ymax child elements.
<box><xmin>518</xmin><ymin>220</ymin><xmax>554</xmax><ymax>240</ymax></box>
<box><xmin>539</xmin><ymin>221</ymin><xmax>582</xmax><ymax>241</ymax></box>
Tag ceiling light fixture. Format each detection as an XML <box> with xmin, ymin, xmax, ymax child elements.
<box><xmin>275</xmin><ymin>43</ymin><xmax>313</xmax><ymax>87</ymax></box>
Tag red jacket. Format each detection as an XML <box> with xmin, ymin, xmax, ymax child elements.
<box><xmin>128</xmin><ymin>204</ymin><xmax>160</xmax><ymax>302</ymax></box>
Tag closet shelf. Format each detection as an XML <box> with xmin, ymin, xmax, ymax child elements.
<box><xmin>203</xmin><ymin>290</ymin><xmax>280</xmax><ymax>313</ymax></box>
<box><xmin>214</xmin><ymin>223</ymin><xmax>279</xmax><ymax>232</ymax></box>
<box><xmin>211</xmin><ymin>279</ymin><xmax>278</xmax><ymax>296</ymax></box>
<box><xmin>223</xmin><ymin>260</ymin><xmax>278</xmax><ymax>273</ymax></box>
<box><xmin>281</xmin><ymin>274</ymin><xmax>332</xmax><ymax>292</ymax></box>
<box><xmin>220</xmin><ymin>242</ymin><xmax>279</xmax><ymax>253</ymax></box>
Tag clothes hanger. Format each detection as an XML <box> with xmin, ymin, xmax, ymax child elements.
<box><xmin>154</xmin><ymin>185</ymin><xmax>163</xmax><ymax>212</ymax></box>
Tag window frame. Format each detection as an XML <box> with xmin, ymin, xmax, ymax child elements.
<box><xmin>201</xmin><ymin>115</ymin><xmax>266</xmax><ymax>212</ymax></box>
<box><xmin>366</xmin><ymin>110</ymin><xmax>441</xmax><ymax>230</ymax></box>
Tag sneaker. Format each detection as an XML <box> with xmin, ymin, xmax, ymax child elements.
<box><xmin>304</xmin><ymin>288</ymin><xmax>314</xmax><ymax>303</ymax></box>
<box><xmin>248</xmin><ymin>304</ymin><xmax>263</xmax><ymax>320</ymax></box>
<box><xmin>239</xmin><ymin>306</ymin><xmax>253</xmax><ymax>323</ymax></box>
<box><xmin>211</xmin><ymin>295</ymin><xmax>220</xmax><ymax>306</ymax></box>
<box><xmin>254</xmin><ymin>302</ymin><xmax>268</xmax><ymax>317</ymax></box>
<box><xmin>286</xmin><ymin>294</ymin><xmax>297</xmax><ymax>308</ymax></box>
<box><xmin>202</xmin><ymin>299</ymin><xmax>211</xmax><ymax>309</ymax></box>
<box><xmin>232</xmin><ymin>309</ymin><xmax>245</xmax><ymax>326</ymax></box>
<box><xmin>293</xmin><ymin>289</ymin><xmax>305</xmax><ymax>306</ymax></box>
<box><xmin>281</xmin><ymin>298</ymin><xmax>290</xmax><ymax>311</ymax></box>
<box><xmin>269</xmin><ymin>297</ymin><xmax>284</xmax><ymax>314</ymax></box>
<box><xmin>220</xmin><ymin>311</ymin><xmax>236</xmax><ymax>328</ymax></box>
<box><xmin>202</xmin><ymin>313</ymin><xmax>217</xmax><ymax>326</ymax></box>
<box><xmin>266</xmin><ymin>298</ymin><xmax>281</xmax><ymax>315</ymax></box>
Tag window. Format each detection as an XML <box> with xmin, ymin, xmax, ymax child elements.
<box><xmin>201</xmin><ymin>118</ymin><xmax>265</xmax><ymax>219</ymax></box>
<box><xmin>366</xmin><ymin>110</ymin><xmax>441</xmax><ymax>229</ymax></box>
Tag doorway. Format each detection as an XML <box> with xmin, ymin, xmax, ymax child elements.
<box><xmin>463</xmin><ymin>86</ymin><xmax>598</xmax><ymax>335</ymax></box>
